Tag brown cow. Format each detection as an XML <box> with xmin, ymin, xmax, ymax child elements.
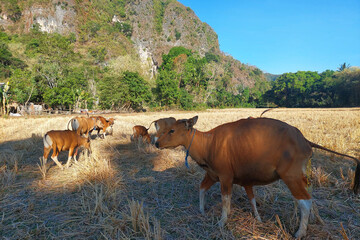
<box><xmin>43</xmin><ymin>130</ymin><xmax>91</xmax><ymax>170</ymax></box>
<box><xmin>132</xmin><ymin>125</ymin><xmax>151</xmax><ymax>144</ymax></box>
<box><xmin>67</xmin><ymin>116</ymin><xmax>103</xmax><ymax>137</ymax></box>
<box><xmin>155</xmin><ymin>116</ymin><xmax>360</xmax><ymax>238</ymax></box>
<box><xmin>148</xmin><ymin>117</ymin><xmax>176</xmax><ymax>143</ymax></box>
<box><xmin>91</xmin><ymin>116</ymin><xmax>115</xmax><ymax>138</ymax></box>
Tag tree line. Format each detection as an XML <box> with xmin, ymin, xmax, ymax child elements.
<box><xmin>263</xmin><ymin>67</ymin><xmax>360</xmax><ymax>107</ymax></box>
<box><xmin>1</xmin><ymin>29</ymin><xmax>359</xmax><ymax>113</ymax></box>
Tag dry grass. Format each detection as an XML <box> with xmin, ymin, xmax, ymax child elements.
<box><xmin>0</xmin><ymin>108</ymin><xmax>359</xmax><ymax>239</ymax></box>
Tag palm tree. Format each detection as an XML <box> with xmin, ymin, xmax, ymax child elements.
<box><xmin>338</xmin><ymin>62</ymin><xmax>350</xmax><ymax>71</ymax></box>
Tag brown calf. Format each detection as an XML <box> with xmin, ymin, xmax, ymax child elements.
<box><xmin>132</xmin><ymin>125</ymin><xmax>151</xmax><ymax>144</ymax></box>
<box><xmin>67</xmin><ymin>116</ymin><xmax>103</xmax><ymax>137</ymax></box>
<box><xmin>155</xmin><ymin>116</ymin><xmax>360</xmax><ymax>238</ymax></box>
<box><xmin>43</xmin><ymin>130</ymin><xmax>91</xmax><ymax>169</ymax></box>
<box><xmin>92</xmin><ymin>116</ymin><xmax>115</xmax><ymax>138</ymax></box>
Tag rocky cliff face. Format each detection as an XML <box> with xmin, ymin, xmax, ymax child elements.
<box><xmin>0</xmin><ymin>1</ymin><xmax>76</xmax><ymax>34</ymax></box>
<box><xmin>29</xmin><ymin>5</ymin><xmax>77</xmax><ymax>34</ymax></box>
<box><xmin>127</xmin><ymin>0</ymin><xmax>220</xmax><ymax>66</ymax></box>
<box><xmin>1</xmin><ymin>0</ymin><xmax>219</xmax><ymax>79</ymax></box>
<box><xmin>0</xmin><ymin>0</ymin><xmax>264</xmax><ymax>88</ymax></box>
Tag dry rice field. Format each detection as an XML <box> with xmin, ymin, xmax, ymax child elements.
<box><xmin>0</xmin><ymin>108</ymin><xmax>360</xmax><ymax>239</ymax></box>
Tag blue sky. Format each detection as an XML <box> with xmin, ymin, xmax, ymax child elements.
<box><xmin>178</xmin><ymin>0</ymin><xmax>360</xmax><ymax>74</ymax></box>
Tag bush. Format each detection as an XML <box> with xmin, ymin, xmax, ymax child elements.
<box><xmin>205</xmin><ymin>52</ymin><xmax>220</xmax><ymax>63</ymax></box>
<box><xmin>175</xmin><ymin>29</ymin><xmax>181</xmax><ymax>40</ymax></box>
<box><xmin>113</xmin><ymin>22</ymin><xmax>133</xmax><ymax>37</ymax></box>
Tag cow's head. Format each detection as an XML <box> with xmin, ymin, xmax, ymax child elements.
<box><xmin>95</xmin><ymin>117</ymin><xmax>104</xmax><ymax>129</ymax></box>
<box><xmin>153</xmin><ymin>117</ymin><xmax>176</xmax><ymax>143</ymax></box>
<box><xmin>108</xmin><ymin>118</ymin><xmax>115</xmax><ymax>126</ymax></box>
<box><xmin>155</xmin><ymin>116</ymin><xmax>198</xmax><ymax>149</ymax></box>
<box><xmin>81</xmin><ymin>136</ymin><xmax>92</xmax><ymax>153</ymax></box>
<box><xmin>153</xmin><ymin>127</ymin><xmax>170</xmax><ymax>144</ymax></box>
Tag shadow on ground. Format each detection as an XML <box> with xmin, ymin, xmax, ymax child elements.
<box><xmin>1</xmin><ymin>133</ymin><xmax>359</xmax><ymax>239</ymax></box>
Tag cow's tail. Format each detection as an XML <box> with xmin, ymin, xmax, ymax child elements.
<box><xmin>308</xmin><ymin>140</ymin><xmax>360</xmax><ymax>194</ymax></box>
<box><xmin>70</xmin><ymin>118</ymin><xmax>80</xmax><ymax>131</ymax></box>
<box><xmin>146</xmin><ymin>121</ymin><xmax>155</xmax><ymax>131</ymax></box>
<box><xmin>260</xmin><ymin>107</ymin><xmax>278</xmax><ymax>118</ymax></box>
<box><xmin>67</xmin><ymin>118</ymin><xmax>73</xmax><ymax>130</ymax></box>
<box><xmin>43</xmin><ymin>133</ymin><xmax>53</xmax><ymax>148</ymax></box>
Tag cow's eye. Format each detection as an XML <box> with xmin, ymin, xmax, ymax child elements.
<box><xmin>169</xmin><ymin>129</ymin><xmax>175</xmax><ymax>134</ymax></box>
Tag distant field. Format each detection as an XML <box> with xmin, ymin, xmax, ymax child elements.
<box><xmin>1</xmin><ymin>108</ymin><xmax>359</xmax><ymax>239</ymax></box>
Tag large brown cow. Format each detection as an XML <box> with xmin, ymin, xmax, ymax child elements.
<box><xmin>67</xmin><ymin>116</ymin><xmax>103</xmax><ymax>137</ymax></box>
<box><xmin>43</xmin><ymin>130</ymin><xmax>91</xmax><ymax>170</ymax></box>
<box><xmin>132</xmin><ymin>125</ymin><xmax>151</xmax><ymax>144</ymax></box>
<box><xmin>155</xmin><ymin>116</ymin><xmax>360</xmax><ymax>238</ymax></box>
<box><xmin>91</xmin><ymin>116</ymin><xmax>115</xmax><ymax>138</ymax></box>
<box><xmin>148</xmin><ymin>117</ymin><xmax>176</xmax><ymax>143</ymax></box>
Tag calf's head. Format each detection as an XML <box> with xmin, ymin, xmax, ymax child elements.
<box><xmin>155</xmin><ymin>116</ymin><xmax>198</xmax><ymax>149</ymax></box>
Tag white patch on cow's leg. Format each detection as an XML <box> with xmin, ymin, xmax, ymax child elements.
<box><xmin>199</xmin><ymin>188</ymin><xmax>206</xmax><ymax>215</ymax></box>
<box><xmin>154</xmin><ymin>136</ymin><xmax>158</xmax><ymax>143</ymax></box>
<box><xmin>250</xmin><ymin>198</ymin><xmax>262</xmax><ymax>222</ymax></box>
<box><xmin>294</xmin><ymin>199</ymin><xmax>312</xmax><ymax>239</ymax></box>
<box><xmin>66</xmin><ymin>156</ymin><xmax>72</xmax><ymax>168</ymax></box>
<box><xmin>51</xmin><ymin>156</ymin><xmax>63</xmax><ymax>170</ymax></box>
<box><xmin>219</xmin><ymin>194</ymin><xmax>231</xmax><ymax>227</ymax></box>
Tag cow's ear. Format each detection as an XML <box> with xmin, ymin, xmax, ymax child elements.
<box><xmin>185</xmin><ymin>116</ymin><xmax>198</xmax><ymax>129</ymax></box>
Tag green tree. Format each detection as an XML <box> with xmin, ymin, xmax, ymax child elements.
<box><xmin>8</xmin><ymin>69</ymin><xmax>37</xmax><ymax>104</ymax></box>
<box><xmin>0</xmin><ymin>40</ymin><xmax>26</xmax><ymax>80</ymax></box>
<box><xmin>121</xmin><ymin>71</ymin><xmax>151</xmax><ymax>110</ymax></box>
<box><xmin>98</xmin><ymin>71</ymin><xmax>151</xmax><ymax>111</ymax></box>
<box><xmin>42</xmin><ymin>67</ymin><xmax>92</xmax><ymax>110</ymax></box>
<box><xmin>154</xmin><ymin>70</ymin><xmax>180</xmax><ymax>107</ymax></box>
<box><xmin>333</xmin><ymin>68</ymin><xmax>360</xmax><ymax>107</ymax></box>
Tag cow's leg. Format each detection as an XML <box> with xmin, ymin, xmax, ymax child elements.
<box><xmin>43</xmin><ymin>147</ymin><xmax>51</xmax><ymax>159</ymax></box>
<box><xmin>66</xmin><ymin>148</ymin><xmax>75</xmax><ymax>168</ymax></box>
<box><xmin>282</xmin><ymin>176</ymin><xmax>312</xmax><ymax>239</ymax></box>
<box><xmin>199</xmin><ymin>172</ymin><xmax>216</xmax><ymax>215</ymax></box>
<box><xmin>73</xmin><ymin>147</ymin><xmax>79</xmax><ymax>162</ymax></box>
<box><xmin>244</xmin><ymin>186</ymin><xmax>261</xmax><ymax>222</ymax></box>
<box><xmin>101</xmin><ymin>127</ymin><xmax>106</xmax><ymax>139</ymax></box>
<box><xmin>51</xmin><ymin>156</ymin><xmax>63</xmax><ymax>170</ymax></box>
<box><xmin>51</xmin><ymin>148</ymin><xmax>63</xmax><ymax>170</ymax></box>
<box><xmin>219</xmin><ymin>177</ymin><xmax>233</xmax><ymax>227</ymax></box>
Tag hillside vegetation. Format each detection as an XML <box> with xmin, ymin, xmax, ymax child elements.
<box><xmin>0</xmin><ymin>0</ymin><xmax>270</xmax><ymax>112</ymax></box>
<box><xmin>1</xmin><ymin>0</ymin><xmax>359</xmax><ymax>113</ymax></box>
